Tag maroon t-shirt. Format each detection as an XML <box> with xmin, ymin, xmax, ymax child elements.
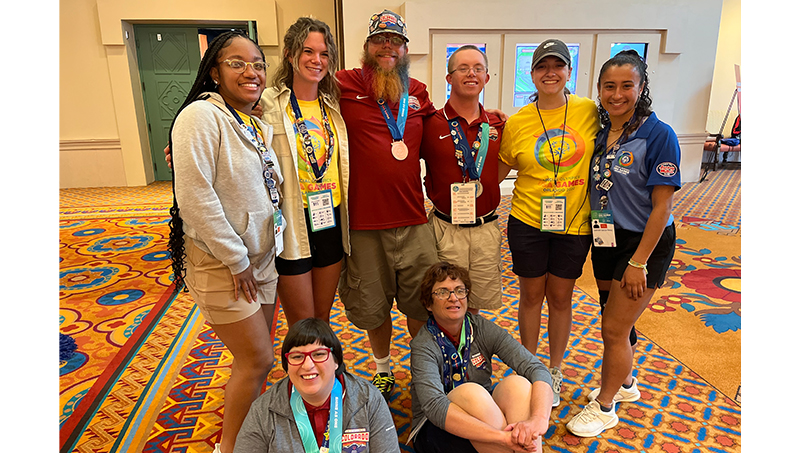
<box><xmin>420</xmin><ymin>101</ymin><xmax>505</xmax><ymax>217</ymax></box>
<box><xmin>337</xmin><ymin>67</ymin><xmax>436</xmax><ymax>230</ymax></box>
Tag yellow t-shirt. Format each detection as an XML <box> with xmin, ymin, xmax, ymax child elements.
<box><xmin>498</xmin><ymin>95</ymin><xmax>600</xmax><ymax>235</ymax></box>
<box><xmin>286</xmin><ymin>98</ymin><xmax>342</xmax><ymax>208</ymax></box>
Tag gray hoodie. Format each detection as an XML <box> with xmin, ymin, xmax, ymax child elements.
<box><xmin>234</xmin><ymin>372</ymin><xmax>400</xmax><ymax>453</ymax></box>
<box><xmin>172</xmin><ymin>92</ymin><xmax>283</xmax><ymax>279</ymax></box>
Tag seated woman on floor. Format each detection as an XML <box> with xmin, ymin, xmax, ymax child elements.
<box><xmin>409</xmin><ymin>262</ymin><xmax>553</xmax><ymax>453</ymax></box>
<box><xmin>233</xmin><ymin>318</ymin><xmax>400</xmax><ymax>452</ymax></box>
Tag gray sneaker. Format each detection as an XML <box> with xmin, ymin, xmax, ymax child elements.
<box><xmin>550</xmin><ymin>367</ymin><xmax>563</xmax><ymax>407</ymax></box>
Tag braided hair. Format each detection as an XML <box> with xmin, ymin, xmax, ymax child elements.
<box><xmin>167</xmin><ymin>30</ymin><xmax>264</xmax><ymax>291</ymax></box>
<box><xmin>273</xmin><ymin>17</ymin><xmax>341</xmax><ymax>100</ymax></box>
<box><xmin>596</xmin><ymin>50</ymin><xmax>653</xmax><ymax>138</ymax></box>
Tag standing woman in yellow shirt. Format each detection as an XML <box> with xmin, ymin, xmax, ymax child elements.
<box><xmin>260</xmin><ymin>17</ymin><xmax>350</xmax><ymax>326</ymax></box>
<box><xmin>498</xmin><ymin>39</ymin><xmax>600</xmax><ymax>407</ymax></box>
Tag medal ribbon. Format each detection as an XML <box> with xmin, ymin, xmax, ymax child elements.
<box><xmin>290</xmin><ymin>378</ymin><xmax>343</xmax><ymax>453</ymax></box>
<box><xmin>425</xmin><ymin>313</ymin><xmax>473</xmax><ymax>392</ymax></box>
<box><xmin>289</xmin><ymin>92</ymin><xmax>335</xmax><ymax>182</ymax></box>
<box><xmin>448</xmin><ymin>119</ymin><xmax>490</xmax><ymax>181</ymax></box>
<box><xmin>225</xmin><ymin>104</ymin><xmax>280</xmax><ymax>209</ymax></box>
<box><xmin>377</xmin><ymin>91</ymin><xmax>409</xmax><ymax>141</ymax></box>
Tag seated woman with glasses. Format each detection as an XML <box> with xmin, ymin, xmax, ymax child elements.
<box><xmin>233</xmin><ymin>318</ymin><xmax>400</xmax><ymax>453</ymax></box>
<box><xmin>408</xmin><ymin>262</ymin><xmax>554</xmax><ymax>453</ymax></box>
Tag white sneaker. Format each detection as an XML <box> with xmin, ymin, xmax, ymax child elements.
<box><xmin>566</xmin><ymin>400</ymin><xmax>619</xmax><ymax>437</ymax></box>
<box><xmin>550</xmin><ymin>367</ymin><xmax>563</xmax><ymax>407</ymax></box>
<box><xmin>587</xmin><ymin>376</ymin><xmax>641</xmax><ymax>403</ymax></box>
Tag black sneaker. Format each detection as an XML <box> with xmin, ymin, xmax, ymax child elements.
<box><xmin>371</xmin><ymin>372</ymin><xmax>395</xmax><ymax>402</ymax></box>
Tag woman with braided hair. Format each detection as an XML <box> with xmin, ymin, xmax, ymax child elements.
<box><xmin>167</xmin><ymin>30</ymin><xmax>284</xmax><ymax>453</ymax></box>
<box><xmin>566</xmin><ymin>50</ymin><xmax>681</xmax><ymax>437</ymax></box>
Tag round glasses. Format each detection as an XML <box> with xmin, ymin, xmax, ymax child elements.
<box><xmin>449</xmin><ymin>65</ymin><xmax>487</xmax><ymax>75</ymax></box>
<box><xmin>368</xmin><ymin>34</ymin><xmax>405</xmax><ymax>47</ymax></box>
<box><xmin>284</xmin><ymin>347</ymin><xmax>332</xmax><ymax>366</ymax></box>
<box><xmin>432</xmin><ymin>287</ymin><xmax>469</xmax><ymax>300</ymax></box>
<box><xmin>223</xmin><ymin>59</ymin><xmax>269</xmax><ymax>74</ymax></box>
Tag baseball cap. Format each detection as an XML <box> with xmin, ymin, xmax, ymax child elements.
<box><xmin>531</xmin><ymin>39</ymin><xmax>571</xmax><ymax>70</ymax></box>
<box><xmin>366</xmin><ymin>10</ymin><xmax>408</xmax><ymax>42</ymax></box>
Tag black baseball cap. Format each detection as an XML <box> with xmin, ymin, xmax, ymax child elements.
<box><xmin>531</xmin><ymin>39</ymin><xmax>571</xmax><ymax>69</ymax></box>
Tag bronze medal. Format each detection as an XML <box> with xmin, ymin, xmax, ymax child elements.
<box><xmin>391</xmin><ymin>140</ymin><xmax>408</xmax><ymax>161</ymax></box>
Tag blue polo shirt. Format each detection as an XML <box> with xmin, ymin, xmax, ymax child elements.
<box><xmin>590</xmin><ymin>113</ymin><xmax>682</xmax><ymax>232</ymax></box>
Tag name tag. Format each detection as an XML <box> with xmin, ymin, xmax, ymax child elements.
<box><xmin>307</xmin><ymin>190</ymin><xmax>336</xmax><ymax>232</ymax></box>
<box><xmin>274</xmin><ymin>209</ymin><xmax>285</xmax><ymax>255</ymax></box>
<box><xmin>450</xmin><ymin>183</ymin><xmax>477</xmax><ymax>224</ymax></box>
<box><xmin>540</xmin><ymin>196</ymin><xmax>566</xmax><ymax>232</ymax></box>
<box><xmin>591</xmin><ymin>210</ymin><xmax>616</xmax><ymax>247</ymax></box>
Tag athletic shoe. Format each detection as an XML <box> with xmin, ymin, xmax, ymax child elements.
<box><xmin>371</xmin><ymin>372</ymin><xmax>395</xmax><ymax>401</ymax></box>
<box><xmin>550</xmin><ymin>367</ymin><xmax>563</xmax><ymax>407</ymax></box>
<box><xmin>566</xmin><ymin>400</ymin><xmax>619</xmax><ymax>437</ymax></box>
<box><xmin>587</xmin><ymin>376</ymin><xmax>641</xmax><ymax>403</ymax></box>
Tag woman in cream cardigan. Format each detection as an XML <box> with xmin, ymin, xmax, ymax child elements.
<box><xmin>260</xmin><ymin>17</ymin><xmax>351</xmax><ymax>326</ymax></box>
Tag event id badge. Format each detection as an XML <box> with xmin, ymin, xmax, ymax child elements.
<box><xmin>273</xmin><ymin>209</ymin><xmax>285</xmax><ymax>255</ymax></box>
<box><xmin>540</xmin><ymin>197</ymin><xmax>566</xmax><ymax>232</ymax></box>
<box><xmin>306</xmin><ymin>190</ymin><xmax>336</xmax><ymax>232</ymax></box>
<box><xmin>450</xmin><ymin>183</ymin><xmax>477</xmax><ymax>224</ymax></box>
<box><xmin>590</xmin><ymin>210</ymin><xmax>616</xmax><ymax>247</ymax></box>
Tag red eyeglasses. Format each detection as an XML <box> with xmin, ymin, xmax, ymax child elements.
<box><xmin>284</xmin><ymin>347</ymin><xmax>332</xmax><ymax>366</ymax></box>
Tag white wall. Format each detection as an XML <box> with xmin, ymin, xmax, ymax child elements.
<box><xmin>341</xmin><ymin>0</ymin><xmax>725</xmax><ymax>183</ymax></box>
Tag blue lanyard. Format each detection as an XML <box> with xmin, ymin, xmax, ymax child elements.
<box><xmin>226</xmin><ymin>104</ymin><xmax>280</xmax><ymax>209</ymax></box>
<box><xmin>289</xmin><ymin>92</ymin><xmax>335</xmax><ymax>182</ymax></box>
<box><xmin>426</xmin><ymin>314</ymin><xmax>473</xmax><ymax>392</ymax></box>
<box><xmin>290</xmin><ymin>378</ymin><xmax>343</xmax><ymax>453</ymax></box>
<box><xmin>447</xmin><ymin>116</ymin><xmax>490</xmax><ymax>181</ymax></box>
<box><xmin>377</xmin><ymin>91</ymin><xmax>409</xmax><ymax>141</ymax></box>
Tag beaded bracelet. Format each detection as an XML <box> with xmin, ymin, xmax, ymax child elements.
<box><xmin>628</xmin><ymin>259</ymin><xmax>648</xmax><ymax>275</ymax></box>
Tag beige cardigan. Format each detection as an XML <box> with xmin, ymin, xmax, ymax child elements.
<box><xmin>259</xmin><ymin>85</ymin><xmax>351</xmax><ymax>261</ymax></box>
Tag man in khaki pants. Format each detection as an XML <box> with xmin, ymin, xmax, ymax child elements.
<box><xmin>419</xmin><ymin>44</ymin><xmax>506</xmax><ymax>314</ymax></box>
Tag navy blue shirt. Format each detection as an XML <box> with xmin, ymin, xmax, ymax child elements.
<box><xmin>590</xmin><ymin>113</ymin><xmax>682</xmax><ymax>231</ymax></box>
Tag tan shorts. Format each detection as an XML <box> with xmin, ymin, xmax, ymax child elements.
<box><xmin>428</xmin><ymin>211</ymin><xmax>503</xmax><ymax>310</ymax></box>
<box><xmin>338</xmin><ymin>224</ymin><xmax>437</xmax><ymax>330</ymax></box>
<box><xmin>184</xmin><ymin>238</ymin><xmax>277</xmax><ymax>325</ymax></box>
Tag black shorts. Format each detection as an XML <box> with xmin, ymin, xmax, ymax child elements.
<box><xmin>591</xmin><ymin>223</ymin><xmax>676</xmax><ymax>288</ymax></box>
<box><xmin>413</xmin><ymin>420</ymin><xmax>479</xmax><ymax>453</ymax></box>
<box><xmin>275</xmin><ymin>206</ymin><xmax>344</xmax><ymax>276</ymax></box>
<box><xmin>507</xmin><ymin>215</ymin><xmax>592</xmax><ymax>279</ymax></box>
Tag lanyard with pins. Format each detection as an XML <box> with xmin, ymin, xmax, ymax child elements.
<box><xmin>226</xmin><ymin>103</ymin><xmax>280</xmax><ymax>209</ymax></box>
<box><xmin>289</xmin><ymin>92</ymin><xmax>335</xmax><ymax>183</ymax></box>
<box><xmin>592</xmin><ymin>113</ymin><xmax>638</xmax><ymax>210</ymax></box>
<box><xmin>444</xmin><ymin>109</ymin><xmax>490</xmax><ymax>182</ymax></box>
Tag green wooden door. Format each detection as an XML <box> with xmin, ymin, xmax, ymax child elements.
<box><xmin>135</xmin><ymin>25</ymin><xmax>202</xmax><ymax>181</ymax></box>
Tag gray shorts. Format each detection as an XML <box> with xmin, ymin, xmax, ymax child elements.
<box><xmin>338</xmin><ymin>224</ymin><xmax>437</xmax><ymax>330</ymax></box>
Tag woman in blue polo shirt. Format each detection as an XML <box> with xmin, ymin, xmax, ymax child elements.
<box><xmin>566</xmin><ymin>50</ymin><xmax>681</xmax><ymax>437</ymax></box>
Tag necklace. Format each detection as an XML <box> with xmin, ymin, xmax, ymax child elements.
<box><xmin>609</xmin><ymin>125</ymin><xmax>625</xmax><ymax>132</ymax></box>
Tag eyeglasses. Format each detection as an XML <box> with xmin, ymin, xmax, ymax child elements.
<box><xmin>368</xmin><ymin>34</ymin><xmax>406</xmax><ymax>47</ymax></box>
<box><xmin>284</xmin><ymin>347</ymin><xmax>332</xmax><ymax>366</ymax></box>
<box><xmin>223</xmin><ymin>59</ymin><xmax>269</xmax><ymax>73</ymax></box>
<box><xmin>432</xmin><ymin>287</ymin><xmax>469</xmax><ymax>300</ymax></box>
<box><xmin>449</xmin><ymin>65</ymin><xmax>487</xmax><ymax>75</ymax></box>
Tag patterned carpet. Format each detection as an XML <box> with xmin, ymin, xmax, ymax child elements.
<box><xmin>59</xmin><ymin>170</ymin><xmax>741</xmax><ymax>453</ymax></box>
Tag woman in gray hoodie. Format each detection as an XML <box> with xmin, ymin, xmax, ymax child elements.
<box><xmin>168</xmin><ymin>31</ymin><xmax>284</xmax><ymax>453</ymax></box>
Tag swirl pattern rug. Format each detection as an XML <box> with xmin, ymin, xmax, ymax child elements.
<box><xmin>59</xmin><ymin>170</ymin><xmax>741</xmax><ymax>453</ymax></box>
